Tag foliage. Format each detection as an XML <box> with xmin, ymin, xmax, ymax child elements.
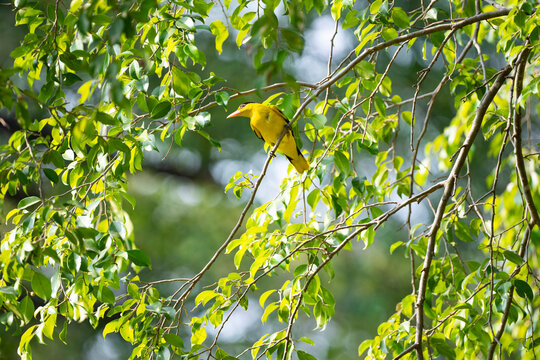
<box><xmin>0</xmin><ymin>0</ymin><xmax>539</xmax><ymax>359</ymax></box>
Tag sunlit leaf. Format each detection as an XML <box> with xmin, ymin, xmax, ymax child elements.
<box><xmin>210</xmin><ymin>20</ymin><xmax>228</xmax><ymax>54</ymax></box>
<box><xmin>150</xmin><ymin>101</ymin><xmax>172</xmax><ymax>119</ymax></box>
<box><xmin>31</xmin><ymin>272</ymin><xmax>52</xmax><ymax>300</ymax></box>
<box><xmin>127</xmin><ymin>249</ymin><xmax>151</xmax><ymax>268</ymax></box>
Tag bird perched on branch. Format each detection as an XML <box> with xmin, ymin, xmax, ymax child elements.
<box><xmin>227</xmin><ymin>102</ymin><xmax>310</xmax><ymax>173</ymax></box>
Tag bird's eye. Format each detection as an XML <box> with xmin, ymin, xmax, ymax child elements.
<box><xmin>239</xmin><ymin>102</ymin><xmax>252</xmax><ymax>109</ymax></box>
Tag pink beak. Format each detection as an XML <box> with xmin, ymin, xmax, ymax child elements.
<box><xmin>227</xmin><ymin>109</ymin><xmax>243</xmax><ymax>118</ymax></box>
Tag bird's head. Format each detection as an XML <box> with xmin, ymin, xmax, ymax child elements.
<box><xmin>227</xmin><ymin>102</ymin><xmax>255</xmax><ymax>118</ymax></box>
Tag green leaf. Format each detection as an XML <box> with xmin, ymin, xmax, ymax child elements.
<box><xmin>311</xmin><ymin>114</ymin><xmax>326</xmax><ymax>130</ymax></box>
<box><xmin>402</xmin><ymin>111</ymin><xmax>412</xmax><ymax>125</ymax></box>
<box><xmin>174</xmin><ymin>126</ymin><xmax>185</xmax><ymax>146</ymax></box>
<box><xmin>110</xmin><ymin>221</ymin><xmax>126</xmax><ymax>239</ymax></box>
<box><xmin>127</xmin><ymin>283</ymin><xmax>140</xmax><ymax>300</ymax></box>
<box><xmin>369</xmin><ymin>0</ymin><xmax>382</xmax><ymax>14</ymax></box>
<box><xmin>210</xmin><ymin>20</ymin><xmax>228</xmax><ymax>54</ymax></box>
<box><xmin>281</xmin><ymin>28</ymin><xmax>304</xmax><ymax>53</ymax></box>
<box><xmin>454</xmin><ymin>221</ymin><xmax>474</xmax><ymax>242</ymax></box>
<box><xmin>430</xmin><ymin>335</ymin><xmax>455</xmax><ymax>359</ymax></box>
<box><xmin>343</xmin><ymin>10</ymin><xmax>360</xmax><ymax>29</ymax></box>
<box><xmin>382</xmin><ymin>28</ymin><xmax>398</xmax><ymax>41</ymax></box>
<box><xmin>103</xmin><ymin>318</ymin><xmax>119</xmax><ymax>338</ymax></box>
<box><xmin>44</xmin><ymin>149</ymin><xmax>64</xmax><ymax>168</ymax></box>
<box><xmin>351</xmin><ymin>177</ymin><xmax>365</xmax><ymax>193</ymax></box>
<box><xmin>43</xmin><ymin>313</ymin><xmax>56</xmax><ymax>340</ymax></box>
<box><xmin>19</xmin><ymin>296</ymin><xmax>35</xmax><ymax>323</ymax></box>
<box><xmin>374</xmin><ymin>96</ymin><xmax>386</xmax><ymax>116</ymax></box>
<box><xmin>62</xmin><ymin>72</ymin><xmax>82</xmax><ymax>86</ymax></box>
<box><xmin>95</xmin><ymin>111</ymin><xmax>116</xmax><ymax>125</ymax></box>
<box><xmin>261</xmin><ymin>302</ymin><xmax>278</xmax><ymax>323</ymax></box>
<box><xmin>171</xmin><ymin>67</ymin><xmax>191</xmax><ymax>97</ymax></box>
<box><xmin>185</xmin><ymin>112</ymin><xmax>211</xmax><ymax>129</ymax></box>
<box><xmin>97</xmin><ymin>286</ymin><xmax>116</xmax><ymax>304</ymax></box>
<box><xmin>313</xmin><ymin>0</ymin><xmax>326</xmax><ymax>14</ymax></box>
<box><xmin>259</xmin><ymin>289</ymin><xmax>275</xmax><ymax>308</ymax></box>
<box><xmin>514</xmin><ymin>279</ymin><xmax>533</xmax><ymax>301</ymax></box>
<box><xmin>107</xmin><ymin>17</ymin><xmax>124</xmax><ymax>43</ymax></box>
<box><xmin>358</xmin><ymin>339</ymin><xmax>371</xmax><ymax>357</ymax></box>
<box><xmin>297</xmin><ymin>350</ymin><xmax>317</xmax><ymax>360</ymax></box>
<box><xmin>503</xmin><ymin>250</ymin><xmax>524</xmax><ymax>266</ymax></box>
<box><xmin>164</xmin><ymin>333</ymin><xmax>183</xmax><ymax>348</ymax></box>
<box><xmin>330</xmin><ymin>0</ymin><xmax>343</xmax><ymax>20</ymax></box>
<box><xmin>195</xmin><ymin>290</ymin><xmax>219</xmax><ymax>306</ymax></box>
<box><xmin>299</xmin><ymin>336</ymin><xmax>314</xmax><ymax>346</ymax></box>
<box><xmin>0</xmin><ymin>286</ymin><xmax>18</xmax><ymax>295</ymax></box>
<box><xmin>307</xmin><ymin>188</ymin><xmax>320</xmax><ymax>208</ymax></box>
<box><xmin>197</xmin><ymin>130</ymin><xmax>221</xmax><ymax>150</ymax></box>
<box><xmin>18</xmin><ymin>196</ymin><xmax>41</xmax><ymax>210</ymax></box>
<box><xmin>215</xmin><ymin>91</ymin><xmax>230</xmax><ymax>107</ymax></box>
<box><xmin>390</xmin><ymin>241</ymin><xmax>403</xmax><ymax>254</ymax></box>
<box><xmin>156</xmin><ymin>346</ymin><xmax>171</xmax><ymax>360</ymax></box>
<box><xmin>77</xmin><ymin>11</ymin><xmax>90</xmax><ymax>34</ymax></box>
<box><xmin>334</xmin><ymin>151</ymin><xmax>350</xmax><ymax>174</ymax></box>
<box><xmin>38</xmin><ymin>81</ymin><xmax>55</xmax><ymax>103</ymax></box>
<box><xmin>392</xmin><ymin>7</ymin><xmax>410</xmax><ymax>29</ymax></box>
<box><xmin>121</xmin><ymin>191</ymin><xmax>137</xmax><ymax>209</ymax></box>
<box><xmin>59</xmin><ymin>320</ymin><xmax>68</xmax><ymax>344</ymax></box>
<box><xmin>32</xmin><ymin>271</ymin><xmax>52</xmax><ymax>300</ymax></box>
<box><xmin>215</xmin><ymin>348</ymin><xmax>237</xmax><ymax>360</ymax></box>
<box><xmin>191</xmin><ymin>326</ymin><xmax>207</xmax><ymax>345</ymax></box>
<box><xmin>356</xmin><ymin>60</ymin><xmax>375</xmax><ymax>79</ymax></box>
<box><xmin>127</xmin><ymin>249</ymin><xmax>151</xmax><ymax>267</ymax></box>
<box><xmin>146</xmin><ymin>302</ymin><xmax>162</xmax><ymax>313</ymax></box>
<box><xmin>150</xmin><ymin>100</ymin><xmax>172</xmax><ymax>119</ymax></box>
<box><xmin>43</xmin><ymin>168</ymin><xmax>59</xmax><ymax>183</ymax></box>
<box><xmin>19</xmin><ymin>325</ymin><xmax>36</xmax><ymax>354</ymax></box>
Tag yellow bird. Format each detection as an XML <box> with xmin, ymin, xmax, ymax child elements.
<box><xmin>227</xmin><ymin>103</ymin><xmax>310</xmax><ymax>173</ymax></box>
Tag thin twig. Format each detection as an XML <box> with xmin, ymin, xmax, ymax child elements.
<box><xmin>188</xmin><ymin>82</ymin><xmax>317</xmax><ymax>116</ymax></box>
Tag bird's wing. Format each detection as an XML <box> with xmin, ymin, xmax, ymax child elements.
<box><xmin>268</xmin><ymin>105</ymin><xmax>289</xmax><ymax>124</ymax></box>
<box><xmin>267</xmin><ymin>105</ymin><xmax>303</xmax><ymax>155</ymax></box>
<box><xmin>250</xmin><ymin>123</ymin><xmax>264</xmax><ymax>140</ymax></box>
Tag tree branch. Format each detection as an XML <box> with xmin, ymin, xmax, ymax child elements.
<box><xmin>188</xmin><ymin>82</ymin><xmax>317</xmax><ymax>115</ymax></box>
<box><xmin>413</xmin><ymin>64</ymin><xmax>513</xmax><ymax>359</ymax></box>
<box><xmin>290</xmin><ymin>8</ymin><xmax>511</xmax><ymax>125</ymax></box>
<box><xmin>511</xmin><ymin>46</ymin><xmax>540</xmax><ymax>228</ymax></box>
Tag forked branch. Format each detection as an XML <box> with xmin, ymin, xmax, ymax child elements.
<box><xmin>413</xmin><ymin>64</ymin><xmax>513</xmax><ymax>360</ymax></box>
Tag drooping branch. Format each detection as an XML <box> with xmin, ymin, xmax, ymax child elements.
<box><xmin>413</xmin><ymin>64</ymin><xmax>513</xmax><ymax>360</ymax></box>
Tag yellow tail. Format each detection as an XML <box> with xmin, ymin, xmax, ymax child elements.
<box><xmin>290</xmin><ymin>153</ymin><xmax>310</xmax><ymax>173</ymax></box>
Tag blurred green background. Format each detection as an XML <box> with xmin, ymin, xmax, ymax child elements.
<box><xmin>0</xmin><ymin>2</ymin><xmax>461</xmax><ymax>359</ymax></box>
